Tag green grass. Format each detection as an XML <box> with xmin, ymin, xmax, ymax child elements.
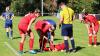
<box><xmin>0</xmin><ymin>16</ymin><xmax>100</xmax><ymax>56</ymax></box>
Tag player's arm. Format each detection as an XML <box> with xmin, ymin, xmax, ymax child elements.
<box><xmin>72</xmin><ymin>10</ymin><xmax>75</xmax><ymax>20</ymax></box>
<box><xmin>72</xmin><ymin>14</ymin><xmax>75</xmax><ymax>20</ymax></box>
<box><xmin>91</xmin><ymin>23</ymin><xmax>95</xmax><ymax>34</ymax></box>
<box><xmin>27</xmin><ymin>18</ymin><xmax>36</xmax><ymax>32</ymax></box>
<box><xmin>59</xmin><ymin>13</ymin><xmax>63</xmax><ymax>28</ymax></box>
<box><xmin>85</xmin><ymin>23</ymin><xmax>90</xmax><ymax>34</ymax></box>
<box><xmin>0</xmin><ymin>15</ymin><xmax>5</xmax><ymax>20</ymax></box>
<box><xmin>11</xmin><ymin>14</ymin><xmax>14</xmax><ymax>19</ymax></box>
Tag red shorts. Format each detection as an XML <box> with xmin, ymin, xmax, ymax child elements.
<box><xmin>18</xmin><ymin>24</ymin><xmax>31</xmax><ymax>34</ymax></box>
<box><xmin>89</xmin><ymin>25</ymin><xmax>99</xmax><ymax>34</ymax></box>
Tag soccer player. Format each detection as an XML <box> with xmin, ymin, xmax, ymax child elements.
<box><xmin>57</xmin><ymin>1</ymin><xmax>76</xmax><ymax>53</ymax></box>
<box><xmin>43</xmin><ymin>43</ymin><xmax>65</xmax><ymax>52</ymax></box>
<box><xmin>1</xmin><ymin>6</ymin><xmax>14</xmax><ymax>39</ymax></box>
<box><xmin>34</xmin><ymin>19</ymin><xmax>56</xmax><ymax>52</ymax></box>
<box><xmin>82</xmin><ymin>12</ymin><xmax>99</xmax><ymax>47</ymax></box>
<box><xmin>18</xmin><ymin>9</ymin><xmax>40</xmax><ymax>54</ymax></box>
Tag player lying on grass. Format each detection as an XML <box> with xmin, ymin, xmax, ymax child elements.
<box><xmin>35</xmin><ymin>19</ymin><xmax>56</xmax><ymax>52</ymax></box>
<box><xmin>18</xmin><ymin>9</ymin><xmax>40</xmax><ymax>54</ymax></box>
<box><xmin>43</xmin><ymin>42</ymin><xmax>65</xmax><ymax>52</ymax></box>
<box><xmin>1</xmin><ymin>6</ymin><xmax>14</xmax><ymax>39</ymax></box>
<box><xmin>82</xmin><ymin>12</ymin><xmax>99</xmax><ymax>47</ymax></box>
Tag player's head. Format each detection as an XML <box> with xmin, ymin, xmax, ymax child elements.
<box><xmin>57</xmin><ymin>0</ymin><xmax>67</xmax><ymax>8</ymax></box>
<box><xmin>34</xmin><ymin>8</ymin><xmax>41</xmax><ymax>17</ymax></box>
<box><xmin>5</xmin><ymin>6</ymin><xmax>10</xmax><ymax>12</ymax></box>
<box><xmin>50</xmin><ymin>25</ymin><xmax>55</xmax><ymax>31</ymax></box>
<box><xmin>82</xmin><ymin>12</ymin><xmax>88</xmax><ymax>20</ymax></box>
<box><xmin>84</xmin><ymin>12</ymin><xmax>88</xmax><ymax>16</ymax></box>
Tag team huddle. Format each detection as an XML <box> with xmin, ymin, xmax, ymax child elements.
<box><xmin>0</xmin><ymin>1</ymin><xmax>100</xmax><ymax>55</ymax></box>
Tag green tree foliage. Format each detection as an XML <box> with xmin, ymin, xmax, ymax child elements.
<box><xmin>11</xmin><ymin>0</ymin><xmax>41</xmax><ymax>16</ymax></box>
<box><xmin>92</xmin><ymin>0</ymin><xmax>100</xmax><ymax>13</ymax></box>
<box><xmin>1</xmin><ymin>0</ymin><xmax>99</xmax><ymax>15</ymax></box>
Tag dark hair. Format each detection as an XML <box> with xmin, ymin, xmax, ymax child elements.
<box><xmin>57</xmin><ymin>0</ymin><xmax>68</xmax><ymax>5</ymax></box>
<box><xmin>29</xmin><ymin>8</ymin><xmax>40</xmax><ymax>13</ymax></box>
<box><xmin>84</xmin><ymin>12</ymin><xmax>88</xmax><ymax>15</ymax></box>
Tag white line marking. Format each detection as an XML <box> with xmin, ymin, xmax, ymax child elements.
<box><xmin>4</xmin><ymin>42</ymin><xmax>21</xmax><ymax>56</ymax></box>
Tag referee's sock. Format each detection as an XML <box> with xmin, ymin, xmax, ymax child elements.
<box><xmin>64</xmin><ymin>40</ymin><xmax>69</xmax><ymax>52</ymax></box>
<box><xmin>71</xmin><ymin>39</ymin><xmax>75</xmax><ymax>50</ymax></box>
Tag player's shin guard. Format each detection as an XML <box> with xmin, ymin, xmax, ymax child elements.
<box><xmin>64</xmin><ymin>40</ymin><xmax>69</xmax><ymax>52</ymax></box>
<box><xmin>94</xmin><ymin>36</ymin><xmax>97</xmax><ymax>45</ymax></box>
<box><xmin>89</xmin><ymin>36</ymin><xmax>92</xmax><ymax>45</ymax></box>
<box><xmin>70</xmin><ymin>39</ymin><xmax>75</xmax><ymax>50</ymax></box>
<box><xmin>19</xmin><ymin>42</ymin><xmax>24</xmax><ymax>51</ymax></box>
<box><xmin>29</xmin><ymin>38</ymin><xmax>34</xmax><ymax>50</ymax></box>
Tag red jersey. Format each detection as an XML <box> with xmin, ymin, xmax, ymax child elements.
<box><xmin>35</xmin><ymin>20</ymin><xmax>51</xmax><ymax>33</ymax></box>
<box><xmin>19</xmin><ymin>13</ymin><xmax>37</xmax><ymax>26</ymax></box>
<box><xmin>18</xmin><ymin>13</ymin><xmax>37</xmax><ymax>34</ymax></box>
<box><xmin>85</xmin><ymin>15</ymin><xmax>99</xmax><ymax>26</ymax></box>
<box><xmin>55</xmin><ymin>43</ymin><xmax>65</xmax><ymax>51</ymax></box>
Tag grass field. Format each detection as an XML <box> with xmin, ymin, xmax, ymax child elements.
<box><xmin>0</xmin><ymin>16</ymin><xmax>100</xmax><ymax>56</ymax></box>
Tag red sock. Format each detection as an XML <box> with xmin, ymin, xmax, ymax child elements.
<box><xmin>29</xmin><ymin>38</ymin><xmax>34</xmax><ymax>50</ymax></box>
<box><xmin>89</xmin><ymin>36</ymin><xmax>92</xmax><ymax>45</ymax></box>
<box><xmin>20</xmin><ymin>42</ymin><xmax>24</xmax><ymax>51</ymax></box>
<box><xmin>94</xmin><ymin>36</ymin><xmax>97</xmax><ymax>45</ymax></box>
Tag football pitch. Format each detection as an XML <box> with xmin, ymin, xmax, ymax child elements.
<box><xmin>0</xmin><ymin>16</ymin><xmax>100</xmax><ymax>56</ymax></box>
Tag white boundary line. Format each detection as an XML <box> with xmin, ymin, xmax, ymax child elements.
<box><xmin>4</xmin><ymin>42</ymin><xmax>21</xmax><ymax>56</ymax></box>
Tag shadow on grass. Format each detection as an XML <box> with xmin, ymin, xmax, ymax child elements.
<box><xmin>54</xmin><ymin>38</ymin><xmax>62</xmax><ymax>41</ymax></box>
<box><xmin>24</xmin><ymin>49</ymin><xmax>42</xmax><ymax>54</ymax></box>
<box><xmin>75</xmin><ymin>46</ymin><xmax>85</xmax><ymax>52</ymax></box>
<box><xmin>97</xmin><ymin>42</ymin><xmax>100</xmax><ymax>45</ymax></box>
<box><xmin>91</xmin><ymin>42</ymin><xmax>100</xmax><ymax>46</ymax></box>
<box><xmin>13</xmin><ymin>37</ymin><xmax>21</xmax><ymax>39</ymax></box>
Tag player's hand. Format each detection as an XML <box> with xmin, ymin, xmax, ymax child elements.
<box><xmin>93</xmin><ymin>31</ymin><xmax>96</xmax><ymax>35</ymax></box>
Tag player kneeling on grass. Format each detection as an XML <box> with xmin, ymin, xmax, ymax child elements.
<box><xmin>18</xmin><ymin>9</ymin><xmax>40</xmax><ymax>54</ymax></box>
<box><xmin>82</xmin><ymin>12</ymin><xmax>99</xmax><ymax>47</ymax></box>
<box><xmin>35</xmin><ymin>19</ymin><xmax>56</xmax><ymax>52</ymax></box>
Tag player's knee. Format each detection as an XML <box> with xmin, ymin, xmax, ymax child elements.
<box><xmin>6</xmin><ymin>28</ymin><xmax>9</xmax><ymax>32</ymax></box>
<box><xmin>70</xmin><ymin>37</ymin><xmax>74</xmax><ymax>40</ymax></box>
<box><xmin>64</xmin><ymin>36</ymin><xmax>68</xmax><ymax>40</ymax></box>
<box><xmin>89</xmin><ymin>33</ymin><xmax>92</xmax><ymax>36</ymax></box>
